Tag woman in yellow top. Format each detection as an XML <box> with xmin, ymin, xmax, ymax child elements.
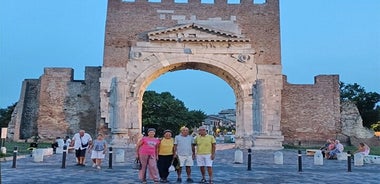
<box><xmin>157</xmin><ymin>129</ymin><xmax>175</xmax><ymax>183</ymax></box>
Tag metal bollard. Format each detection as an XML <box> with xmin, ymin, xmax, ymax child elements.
<box><xmin>61</xmin><ymin>145</ymin><xmax>67</xmax><ymax>168</ymax></box>
<box><xmin>108</xmin><ymin>147</ymin><xmax>113</xmax><ymax>169</ymax></box>
<box><xmin>247</xmin><ymin>148</ymin><xmax>252</xmax><ymax>171</ymax></box>
<box><xmin>12</xmin><ymin>146</ymin><xmax>18</xmax><ymax>168</ymax></box>
<box><xmin>347</xmin><ymin>151</ymin><xmax>351</xmax><ymax>172</ymax></box>
<box><xmin>298</xmin><ymin>150</ymin><xmax>302</xmax><ymax>172</ymax></box>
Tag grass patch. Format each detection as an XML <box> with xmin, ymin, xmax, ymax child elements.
<box><xmin>0</xmin><ymin>141</ymin><xmax>52</xmax><ymax>157</ymax></box>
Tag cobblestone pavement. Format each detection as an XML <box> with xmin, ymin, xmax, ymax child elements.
<box><xmin>1</xmin><ymin>144</ymin><xmax>379</xmax><ymax>184</ymax></box>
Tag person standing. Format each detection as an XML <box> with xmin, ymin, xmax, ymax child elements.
<box><xmin>193</xmin><ymin>126</ymin><xmax>216</xmax><ymax>184</ymax></box>
<box><xmin>157</xmin><ymin>130</ymin><xmax>175</xmax><ymax>183</ymax></box>
<box><xmin>136</xmin><ymin>128</ymin><xmax>160</xmax><ymax>184</ymax></box>
<box><xmin>174</xmin><ymin>127</ymin><xmax>194</xmax><ymax>183</ymax></box>
<box><xmin>71</xmin><ymin>130</ymin><xmax>92</xmax><ymax>166</ymax></box>
<box><xmin>88</xmin><ymin>133</ymin><xmax>107</xmax><ymax>169</ymax></box>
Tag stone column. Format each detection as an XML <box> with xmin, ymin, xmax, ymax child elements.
<box><xmin>235</xmin><ymin>92</ymin><xmax>254</xmax><ymax>149</ymax></box>
<box><xmin>251</xmin><ymin>77</ymin><xmax>284</xmax><ymax>150</ymax></box>
<box><xmin>108</xmin><ymin>77</ymin><xmax>129</xmax><ymax>147</ymax></box>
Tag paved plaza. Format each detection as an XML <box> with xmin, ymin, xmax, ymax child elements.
<box><xmin>1</xmin><ymin>144</ymin><xmax>379</xmax><ymax>184</ymax></box>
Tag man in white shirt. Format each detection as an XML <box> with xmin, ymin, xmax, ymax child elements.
<box><xmin>71</xmin><ymin>130</ymin><xmax>92</xmax><ymax>166</ymax></box>
<box><xmin>174</xmin><ymin>127</ymin><xmax>195</xmax><ymax>183</ymax></box>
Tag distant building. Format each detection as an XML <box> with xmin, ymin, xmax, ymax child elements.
<box><xmin>204</xmin><ymin>109</ymin><xmax>236</xmax><ymax>135</ymax></box>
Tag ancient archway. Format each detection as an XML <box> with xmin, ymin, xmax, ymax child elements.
<box><xmin>99</xmin><ymin>0</ymin><xmax>284</xmax><ymax>149</ymax></box>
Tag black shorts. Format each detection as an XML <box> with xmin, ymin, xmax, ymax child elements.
<box><xmin>75</xmin><ymin>149</ymin><xmax>87</xmax><ymax>157</ymax></box>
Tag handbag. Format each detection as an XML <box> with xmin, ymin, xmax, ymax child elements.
<box><xmin>168</xmin><ymin>165</ymin><xmax>175</xmax><ymax>172</ymax></box>
<box><xmin>133</xmin><ymin>158</ymin><xmax>142</xmax><ymax>170</ymax></box>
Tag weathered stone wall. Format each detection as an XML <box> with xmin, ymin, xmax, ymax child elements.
<box><xmin>7</xmin><ymin>79</ymin><xmax>40</xmax><ymax>140</ymax></box>
<box><xmin>281</xmin><ymin>75</ymin><xmax>341</xmax><ymax>145</ymax></box>
<box><xmin>8</xmin><ymin>67</ymin><xmax>101</xmax><ymax>142</ymax></box>
<box><xmin>104</xmin><ymin>0</ymin><xmax>281</xmax><ymax>67</ymax></box>
<box><xmin>339</xmin><ymin>101</ymin><xmax>374</xmax><ymax>140</ymax></box>
<box><xmin>19</xmin><ymin>80</ymin><xmax>40</xmax><ymax>139</ymax></box>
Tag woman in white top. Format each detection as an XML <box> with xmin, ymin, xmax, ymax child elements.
<box><xmin>355</xmin><ymin>142</ymin><xmax>370</xmax><ymax>156</ymax></box>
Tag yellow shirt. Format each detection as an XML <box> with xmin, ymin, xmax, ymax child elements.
<box><xmin>159</xmin><ymin>138</ymin><xmax>174</xmax><ymax>155</ymax></box>
<box><xmin>194</xmin><ymin>135</ymin><xmax>216</xmax><ymax>155</ymax></box>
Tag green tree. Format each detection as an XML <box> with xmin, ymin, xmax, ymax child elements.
<box><xmin>142</xmin><ymin>91</ymin><xmax>206</xmax><ymax>136</ymax></box>
<box><xmin>0</xmin><ymin>103</ymin><xmax>16</xmax><ymax>128</ymax></box>
<box><xmin>340</xmin><ymin>82</ymin><xmax>380</xmax><ymax>128</ymax></box>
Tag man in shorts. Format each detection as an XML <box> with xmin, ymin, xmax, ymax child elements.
<box><xmin>71</xmin><ymin>130</ymin><xmax>92</xmax><ymax>166</ymax></box>
<box><xmin>174</xmin><ymin>127</ymin><xmax>194</xmax><ymax>183</ymax></box>
<box><xmin>193</xmin><ymin>126</ymin><xmax>216</xmax><ymax>184</ymax></box>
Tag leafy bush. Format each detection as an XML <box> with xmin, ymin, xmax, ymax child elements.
<box><xmin>371</xmin><ymin>121</ymin><xmax>380</xmax><ymax>132</ymax></box>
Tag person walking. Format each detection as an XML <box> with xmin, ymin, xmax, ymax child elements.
<box><xmin>136</xmin><ymin>128</ymin><xmax>160</xmax><ymax>184</ymax></box>
<box><xmin>71</xmin><ymin>130</ymin><xmax>92</xmax><ymax>166</ymax></box>
<box><xmin>174</xmin><ymin>127</ymin><xmax>195</xmax><ymax>183</ymax></box>
<box><xmin>157</xmin><ymin>130</ymin><xmax>175</xmax><ymax>183</ymax></box>
<box><xmin>88</xmin><ymin>133</ymin><xmax>107</xmax><ymax>169</ymax></box>
<box><xmin>193</xmin><ymin>126</ymin><xmax>216</xmax><ymax>184</ymax></box>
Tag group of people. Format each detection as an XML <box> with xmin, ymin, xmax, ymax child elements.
<box><xmin>68</xmin><ymin>126</ymin><xmax>216</xmax><ymax>184</ymax></box>
<box><xmin>320</xmin><ymin>139</ymin><xmax>344</xmax><ymax>159</ymax></box>
<box><xmin>320</xmin><ymin>139</ymin><xmax>371</xmax><ymax>159</ymax></box>
<box><xmin>136</xmin><ymin>126</ymin><xmax>216</xmax><ymax>184</ymax></box>
<box><xmin>70</xmin><ymin>130</ymin><xmax>107</xmax><ymax>169</ymax></box>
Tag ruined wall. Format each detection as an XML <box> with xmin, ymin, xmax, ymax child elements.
<box><xmin>281</xmin><ymin>75</ymin><xmax>341</xmax><ymax>145</ymax></box>
<box><xmin>8</xmin><ymin>67</ymin><xmax>101</xmax><ymax>142</ymax></box>
<box><xmin>104</xmin><ymin>0</ymin><xmax>281</xmax><ymax>67</ymax></box>
<box><xmin>340</xmin><ymin>101</ymin><xmax>374</xmax><ymax>140</ymax></box>
<box><xmin>7</xmin><ymin>79</ymin><xmax>40</xmax><ymax>140</ymax></box>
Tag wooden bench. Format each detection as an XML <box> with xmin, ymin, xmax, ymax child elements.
<box><xmin>306</xmin><ymin>149</ymin><xmax>320</xmax><ymax>156</ymax></box>
<box><xmin>364</xmin><ymin>155</ymin><xmax>380</xmax><ymax>164</ymax></box>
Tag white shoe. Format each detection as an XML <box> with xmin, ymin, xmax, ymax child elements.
<box><xmin>92</xmin><ymin>164</ymin><xmax>96</xmax><ymax>168</ymax></box>
<box><xmin>97</xmin><ymin>166</ymin><xmax>101</xmax><ymax>169</ymax></box>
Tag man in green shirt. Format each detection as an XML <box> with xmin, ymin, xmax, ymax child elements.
<box><xmin>192</xmin><ymin>126</ymin><xmax>216</xmax><ymax>184</ymax></box>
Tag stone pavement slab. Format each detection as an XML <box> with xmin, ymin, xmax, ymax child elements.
<box><xmin>1</xmin><ymin>144</ymin><xmax>379</xmax><ymax>184</ymax></box>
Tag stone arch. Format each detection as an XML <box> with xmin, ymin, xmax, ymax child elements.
<box><xmin>131</xmin><ymin>56</ymin><xmax>254</xmax><ymax>147</ymax></box>
<box><xmin>134</xmin><ymin>56</ymin><xmax>248</xmax><ymax>102</ymax></box>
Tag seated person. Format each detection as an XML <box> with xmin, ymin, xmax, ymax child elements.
<box><xmin>328</xmin><ymin>140</ymin><xmax>344</xmax><ymax>159</ymax></box>
<box><xmin>320</xmin><ymin>139</ymin><xmax>332</xmax><ymax>157</ymax></box>
<box><xmin>354</xmin><ymin>142</ymin><xmax>370</xmax><ymax>156</ymax></box>
<box><xmin>324</xmin><ymin>139</ymin><xmax>336</xmax><ymax>158</ymax></box>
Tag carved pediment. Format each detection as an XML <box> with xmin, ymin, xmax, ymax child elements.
<box><xmin>148</xmin><ymin>23</ymin><xmax>250</xmax><ymax>42</ymax></box>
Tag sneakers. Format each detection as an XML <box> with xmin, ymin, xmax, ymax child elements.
<box><xmin>176</xmin><ymin>178</ymin><xmax>182</xmax><ymax>183</ymax></box>
<box><xmin>92</xmin><ymin>163</ymin><xmax>97</xmax><ymax>168</ymax></box>
<box><xmin>96</xmin><ymin>166</ymin><xmax>101</xmax><ymax>169</ymax></box>
<box><xmin>160</xmin><ymin>179</ymin><xmax>168</xmax><ymax>183</ymax></box>
<box><xmin>200</xmin><ymin>179</ymin><xmax>207</xmax><ymax>183</ymax></box>
<box><xmin>186</xmin><ymin>178</ymin><xmax>194</xmax><ymax>183</ymax></box>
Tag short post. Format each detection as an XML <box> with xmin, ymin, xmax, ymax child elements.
<box><xmin>12</xmin><ymin>146</ymin><xmax>18</xmax><ymax>168</ymax></box>
<box><xmin>61</xmin><ymin>145</ymin><xmax>67</xmax><ymax>168</ymax></box>
<box><xmin>247</xmin><ymin>148</ymin><xmax>252</xmax><ymax>171</ymax></box>
<box><xmin>347</xmin><ymin>151</ymin><xmax>351</xmax><ymax>172</ymax></box>
<box><xmin>298</xmin><ymin>150</ymin><xmax>302</xmax><ymax>172</ymax></box>
<box><xmin>108</xmin><ymin>147</ymin><xmax>113</xmax><ymax>169</ymax></box>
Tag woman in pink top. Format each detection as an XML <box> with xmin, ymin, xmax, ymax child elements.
<box><xmin>136</xmin><ymin>128</ymin><xmax>160</xmax><ymax>184</ymax></box>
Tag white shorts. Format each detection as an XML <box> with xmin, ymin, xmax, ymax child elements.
<box><xmin>178</xmin><ymin>155</ymin><xmax>194</xmax><ymax>167</ymax></box>
<box><xmin>91</xmin><ymin>150</ymin><xmax>105</xmax><ymax>159</ymax></box>
<box><xmin>196</xmin><ymin>154</ymin><xmax>213</xmax><ymax>167</ymax></box>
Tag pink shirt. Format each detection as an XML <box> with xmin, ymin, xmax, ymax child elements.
<box><xmin>139</xmin><ymin>137</ymin><xmax>160</xmax><ymax>156</ymax></box>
